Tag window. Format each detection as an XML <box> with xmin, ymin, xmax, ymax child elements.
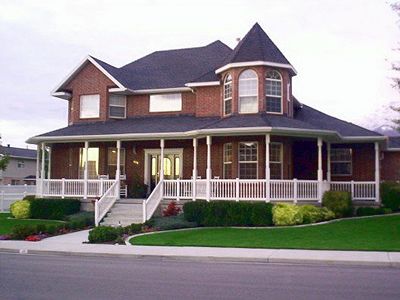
<box><xmin>79</xmin><ymin>147</ymin><xmax>99</xmax><ymax>179</ymax></box>
<box><xmin>109</xmin><ymin>94</ymin><xmax>126</xmax><ymax>118</ymax></box>
<box><xmin>331</xmin><ymin>148</ymin><xmax>352</xmax><ymax>176</ymax></box>
<box><xmin>223</xmin><ymin>74</ymin><xmax>232</xmax><ymax>115</ymax></box>
<box><xmin>223</xmin><ymin>143</ymin><xmax>233</xmax><ymax>179</ymax></box>
<box><xmin>17</xmin><ymin>160</ymin><xmax>25</xmax><ymax>168</ymax></box>
<box><xmin>239</xmin><ymin>70</ymin><xmax>258</xmax><ymax>113</ymax></box>
<box><xmin>107</xmin><ymin>148</ymin><xmax>126</xmax><ymax>178</ymax></box>
<box><xmin>149</xmin><ymin>93</ymin><xmax>182</xmax><ymax>112</ymax></box>
<box><xmin>266</xmin><ymin>70</ymin><xmax>282</xmax><ymax>113</ymax></box>
<box><xmin>239</xmin><ymin>142</ymin><xmax>258</xmax><ymax>179</ymax></box>
<box><xmin>270</xmin><ymin>143</ymin><xmax>283</xmax><ymax>179</ymax></box>
<box><xmin>80</xmin><ymin>94</ymin><xmax>100</xmax><ymax>118</ymax></box>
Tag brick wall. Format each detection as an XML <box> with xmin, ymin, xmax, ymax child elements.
<box><xmin>381</xmin><ymin>151</ymin><xmax>400</xmax><ymax>181</ymax></box>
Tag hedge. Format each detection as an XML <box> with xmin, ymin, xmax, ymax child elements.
<box><xmin>183</xmin><ymin>201</ymin><xmax>273</xmax><ymax>227</ymax></box>
<box><xmin>322</xmin><ymin>191</ymin><xmax>352</xmax><ymax>218</ymax></box>
<box><xmin>29</xmin><ymin>198</ymin><xmax>81</xmax><ymax>220</ymax></box>
<box><xmin>356</xmin><ymin>207</ymin><xmax>392</xmax><ymax>217</ymax></box>
<box><xmin>381</xmin><ymin>182</ymin><xmax>400</xmax><ymax>211</ymax></box>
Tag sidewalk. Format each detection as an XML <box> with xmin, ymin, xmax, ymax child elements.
<box><xmin>1</xmin><ymin>230</ymin><xmax>399</xmax><ymax>267</ymax></box>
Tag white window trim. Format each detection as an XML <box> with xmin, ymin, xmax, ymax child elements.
<box><xmin>270</xmin><ymin>142</ymin><xmax>283</xmax><ymax>179</ymax></box>
<box><xmin>223</xmin><ymin>143</ymin><xmax>233</xmax><ymax>179</ymax></box>
<box><xmin>238</xmin><ymin>70</ymin><xmax>259</xmax><ymax>114</ymax></box>
<box><xmin>238</xmin><ymin>141</ymin><xmax>259</xmax><ymax>179</ymax></box>
<box><xmin>107</xmin><ymin>147</ymin><xmax>126</xmax><ymax>175</ymax></box>
<box><xmin>80</xmin><ymin>94</ymin><xmax>100</xmax><ymax>119</ymax></box>
<box><xmin>331</xmin><ymin>148</ymin><xmax>353</xmax><ymax>176</ymax></box>
<box><xmin>265</xmin><ymin>71</ymin><xmax>283</xmax><ymax>115</ymax></box>
<box><xmin>223</xmin><ymin>75</ymin><xmax>232</xmax><ymax>116</ymax></box>
<box><xmin>109</xmin><ymin>95</ymin><xmax>127</xmax><ymax>119</ymax></box>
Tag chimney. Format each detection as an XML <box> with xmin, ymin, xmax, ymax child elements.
<box><xmin>236</xmin><ymin>37</ymin><xmax>241</xmax><ymax>43</ymax></box>
<box><xmin>7</xmin><ymin>144</ymin><xmax>10</xmax><ymax>148</ymax></box>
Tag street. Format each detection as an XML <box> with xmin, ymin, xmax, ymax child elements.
<box><xmin>1</xmin><ymin>252</ymin><xmax>400</xmax><ymax>300</ymax></box>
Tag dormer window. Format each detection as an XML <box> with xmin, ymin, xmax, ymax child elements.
<box><xmin>223</xmin><ymin>74</ymin><xmax>232</xmax><ymax>115</ymax></box>
<box><xmin>239</xmin><ymin>69</ymin><xmax>258</xmax><ymax>114</ymax></box>
<box><xmin>109</xmin><ymin>94</ymin><xmax>127</xmax><ymax>118</ymax></box>
<box><xmin>265</xmin><ymin>70</ymin><xmax>282</xmax><ymax>114</ymax></box>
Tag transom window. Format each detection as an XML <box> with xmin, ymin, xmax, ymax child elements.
<box><xmin>107</xmin><ymin>148</ymin><xmax>126</xmax><ymax>179</ymax></box>
<box><xmin>109</xmin><ymin>94</ymin><xmax>126</xmax><ymax>118</ymax></box>
<box><xmin>270</xmin><ymin>143</ymin><xmax>283</xmax><ymax>179</ymax></box>
<box><xmin>223</xmin><ymin>143</ymin><xmax>233</xmax><ymax>179</ymax></box>
<box><xmin>149</xmin><ymin>93</ymin><xmax>182</xmax><ymax>112</ymax></box>
<box><xmin>239</xmin><ymin>70</ymin><xmax>258</xmax><ymax>114</ymax></box>
<box><xmin>80</xmin><ymin>94</ymin><xmax>100</xmax><ymax>119</ymax></box>
<box><xmin>331</xmin><ymin>148</ymin><xmax>352</xmax><ymax>176</ymax></box>
<box><xmin>79</xmin><ymin>147</ymin><xmax>99</xmax><ymax>179</ymax></box>
<box><xmin>239</xmin><ymin>142</ymin><xmax>258</xmax><ymax>179</ymax></box>
<box><xmin>265</xmin><ymin>70</ymin><xmax>282</xmax><ymax>113</ymax></box>
<box><xmin>223</xmin><ymin>74</ymin><xmax>232</xmax><ymax>115</ymax></box>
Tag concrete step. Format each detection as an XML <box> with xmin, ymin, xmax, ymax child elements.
<box><xmin>117</xmin><ymin>198</ymin><xmax>146</xmax><ymax>204</ymax></box>
<box><xmin>106</xmin><ymin>212</ymin><xmax>143</xmax><ymax>218</ymax></box>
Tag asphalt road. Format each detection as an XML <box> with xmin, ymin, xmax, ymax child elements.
<box><xmin>1</xmin><ymin>252</ymin><xmax>400</xmax><ymax>300</ymax></box>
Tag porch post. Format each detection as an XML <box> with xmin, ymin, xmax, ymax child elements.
<box><xmin>375</xmin><ymin>142</ymin><xmax>380</xmax><ymax>203</ymax></box>
<box><xmin>317</xmin><ymin>138</ymin><xmax>323</xmax><ymax>202</ymax></box>
<box><xmin>41</xmin><ymin>142</ymin><xmax>46</xmax><ymax>196</ymax></box>
<box><xmin>206</xmin><ymin>135</ymin><xmax>212</xmax><ymax>201</ymax></box>
<box><xmin>160</xmin><ymin>139</ymin><xmax>165</xmax><ymax>198</ymax></box>
<box><xmin>326</xmin><ymin>142</ymin><xmax>331</xmax><ymax>183</ymax></box>
<box><xmin>47</xmin><ymin>145</ymin><xmax>52</xmax><ymax>180</ymax></box>
<box><xmin>192</xmin><ymin>138</ymin><xmax>197</xmax><ymax>201</ymax></box>
<box><xmin>116</xmin><ymin>140</ymin><xmax>121</xmax><ymax>199</ymax></box>
<box><xmin>265</xmin><ymin>134</ymin><xmax>271</xmax><ymax>202</ymax></box>
<box><xmin>84</xmin><ymin>141</ymin><xmax>89</xmax><ymax>200</ymax></box>
<box><xmin>36</xmin><ymin>144</ymin><xmax>40</xmax><ymax>196</ymax></box>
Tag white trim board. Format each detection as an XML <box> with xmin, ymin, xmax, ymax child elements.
<box><xmin>215</xmin><ymin>61</ymin><xmax>298</xmax><ymax>75</ymax></box>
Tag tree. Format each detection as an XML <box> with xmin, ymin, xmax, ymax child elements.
<box><xmin>0</xmin><ymin>154</ymin><xmax>9</xmax><ymax>171</ymax></box>
<box><xmin>391</xmin><ymin>2</ymin><xmax>400</xmax><ymax>132</ymax></box>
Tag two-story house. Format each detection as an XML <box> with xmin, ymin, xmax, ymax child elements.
<box><xmin>28</xmin><ymin>23</ymin><xmax>400</xmax><ymax>226</ymax></box>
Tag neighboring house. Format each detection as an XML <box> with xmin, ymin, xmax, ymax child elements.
<box><xmin>0</xmin><ymin>145</ymin><xmax>37</xmax><ymax>185</ymax></box>
<box><xmin>27</xmin><ymin>23</ymin><xmax>399</xmax><ymax>225</ymax></box>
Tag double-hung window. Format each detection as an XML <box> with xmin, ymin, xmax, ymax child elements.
<box><xmin>270</xmin><ymin>143</ymin><xmax>283</xmax><ymax>179</ymax></box>
<box><xmin>265</xmin><ymin>70</ymin><xmax>282</xmax><ymax>113</ymax></box>
<box><xmin>80</xmin><ymin>94</ymin><xmax>100</xmax><ymax>119</ymax></box>
<box><xmin>331</xmin><ymin>148</ymin><xmax>352</xmax><ymax>176</ymax></box>
<box><xmin>109</xmin><ymin>94</ymin><xmax>126</xmax><ymax>118</ymax></box>
<box><xmin>223</xmin><ymin>143</ymin><xmax>233</xmax><ymax>178</ymax></box>
<box><xmin>239</xmin><ymin>142</ymin><xmax>258</xmax><ymax>179</ymax></box>
<box><xmin>239</xmin><ymin>70</ymin><xmax>258</xmax><ymax>114</ymax></box>
<box><xmin>17</xmin><ymin>160</ymin><xmax>25</xmax><ymax>168</ymax></box>
<box><xmin>107</xmin><ymin>148</ymin><xmax>126</xmax><ymax>179</ymax></box>
<box><xmin>223</xmin><ymin>74</ymin><xmax>232</xmax><ymax>115</ymax></box>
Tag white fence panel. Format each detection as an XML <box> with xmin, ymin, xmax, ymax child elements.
<box><xmin>0</xmin><ymin>185</ymin><xmax>36</xmax><ymax>211</ymax></box>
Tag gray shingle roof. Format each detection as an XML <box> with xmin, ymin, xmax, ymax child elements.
<box><xmin>0</xmin><ymin>146</ymin><xmax>36</xmax><ymax>159</ymax></box>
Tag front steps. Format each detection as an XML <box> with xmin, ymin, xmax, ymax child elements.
<box><xmin>100</xmin><ymin>199</ymin><xmax>145</xmax><ymax>226</ymax></box>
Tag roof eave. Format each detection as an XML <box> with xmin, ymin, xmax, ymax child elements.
<box><xmin>215</xmin><ymin>61</ymin><xmax>298</xmax><ymax>75</ymax></box>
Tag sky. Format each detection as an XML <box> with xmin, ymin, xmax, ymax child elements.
<box><xmin>0</xmin><ymin>0</ymin><xmax>399</xmax><ymax>148</ymax></box>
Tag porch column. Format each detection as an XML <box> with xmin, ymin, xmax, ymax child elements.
<box><xmin>317</xmin><ymin>138</ymin><xmax>323</xmax><ymax>202</ymax></box>
<box><xmin>35</xmin><ymin>144</ymin><xmax>40</xmax><ymax>195</ymax></box>
<box><xmin>192</xmin><ymin>138</ymin><xmax>197</xmax><ymax>201</ymax></box>
<box><xmin>265</xmin><ymin>134</ymin><xmax>271</xmax><ymax>201</ymax></box>
<box><xmin>326</xmin><ymin>142</ymin><xmax>331</xmax><ymax>183</ymax></box>
<box><xmin>206</xmin><ymin>135</ymin><xmax>212</xmax><ymax>201</ymax></box>
<box><xmin>160</xmin><ymin>139</ymin><xmax>165</xmax><ymax>199</ymax></box>
<box><xmin>116</xmin><ymin>140</ymin><xmax>121</xmax><ymax>199</ymax></box>
<box><xmin>47</xmin><ymin>145</ymin><xmax>52</xmax><ymax>180</ymax></box>
<box><xmin>41</xmin><ymin>142</ymin><xmax>46</xmax><ymax>196</ymax></box>
<box><xmin>84</xmin><ymin>141</ymin><xmax>89</xmax><ymax>200</ymax></box>
<box><xmin>375</xmin><ymin>142</ymin><xmax>380</xmax><ymax>203</ymax></box>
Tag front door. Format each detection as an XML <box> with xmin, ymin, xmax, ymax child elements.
<box><xmin>149</xmin><ymin>153</ymin><xmax>181</xmax><ymax>191</ymax></box>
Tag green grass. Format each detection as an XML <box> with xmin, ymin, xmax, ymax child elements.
<box><xmin>0</xmin><ymin>213</ymin><xmax>65</xmax><ymax>235</ymax></box>
<box><xmin>130</xmin><ymin>215</ymin><xmax>400</xmax><ymax>251</ymax></box>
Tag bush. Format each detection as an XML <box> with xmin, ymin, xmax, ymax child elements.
<box><xmin>23</xmin><ymin>195</ymin><xmax>36</xmax><ymax>201</ymax></box>
<box><xmin>123</xmin><ymin>223</ymin><xmax>143</xmax><ymax>235</ymax></box>
<box><xmin>272</xmin><ymin>203</ymin><xmax>303</xmax><ymax>226</ymax></box>
<box><xmin>322</xmin><ymin>191</ymin><xmax>352</xmax><ymax>218</ymax></box>
<box><xmin>10</xmin><ymin>200</ymin><xmax>31</xmax><ymax>219</ymax></box>
<box><xmin>183</xmin><ymin>201</ymin><xmax>273</xmax><ymax>227</ymax></box>
<box><xmin>163</xmin><ymin>201</ymin><xmax>181</xmax><ymax>217</ymax></box>
<box><xmin>11</xmin><ymin>224</ymin><xmax>37</xmax><ymax>239</ymax></box>
<box><xmin>151</xmin><ymin>215</ymin><xmax>197</xmax><ymax>231</ymax></box>
<box><xmin>381</xmin><ymin>182</ymin><xmax>400</xmax><ymax>211</ymax></box>
<box><xmin>88</xmin><ymin>226</ymin><xmax>121</xmax><ymax>243</ymax></box>
<box><xmin>298</xmin><ymin>205</ymin><xmax>335</xmax><ymax>224</ymax></box>
<box><xmin>356</xmin><ymin>207</ymin><xmax>392</xmax><ymax>217</ymax></box>
<box><xmin>65</xmin><ymin>211</ymin><xmax>94</xmax><ymax>227</ymax></box>
<box><xmin>29</xmin><ymin>198</ymin><xmax>80</xmax><ymax>220</ymax></box>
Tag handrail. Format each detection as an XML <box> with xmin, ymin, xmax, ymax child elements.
<box><xmin>95</xmin><ymin>181</ymin><xmax>119</xmax><ymax>226</ymax></box>
<box><xmin>142</xmin><ymin>180</ymin><xmax>163</xmax><ymax>222</ymax></box>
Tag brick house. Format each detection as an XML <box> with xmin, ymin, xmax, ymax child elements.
<box><xmin>28</xmin><ymin>23</ymin><xmax>400</xmax><ymax>225</ymax></box>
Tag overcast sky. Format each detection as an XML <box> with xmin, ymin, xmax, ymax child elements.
<box><xmin>0</xmin><ymin>0</ymin><xmax>399</xmax><ymax>148</ymax></box>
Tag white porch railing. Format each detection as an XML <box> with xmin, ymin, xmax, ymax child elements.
<box><xmin>143</xmin><ymin>180</ymin><xmax>163</xmax><ymax>222</ymax></box>
<box><xmin>330</xmin><ymin>181</ymin><xmax>376</xmax><ymax>201</ymax></box>
<box><xmin>95</xmin><ymin>181</ymin><xmax>119</xmax><ymax>226</ymax></box>
<box><xmin>40</xmin><ymin>179</ymin><xmax>116</xmax><ymax>198</ymax></box>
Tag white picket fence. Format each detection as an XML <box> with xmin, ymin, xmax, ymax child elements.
<box><xmin>0</xmin><ymin>185</ymin><xmax>36</xmax><ymax>211</ymax></box>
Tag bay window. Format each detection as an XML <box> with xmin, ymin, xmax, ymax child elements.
<box><xmin>239</xmin><ymin>142</ymin><xmax>258</xmax><ymax>179</ymax></box>
<box><xmin>265</xmin><ymin>70</ymin><xmax>282</xmax><ymax>113</ymax></box>
<box><xmin>223</xmin><ymin>74</ymin><xmax>232</xmax><ymax>115</ymax></box>
<box><xmin>270</xmin><ymin>143</ymin><xmax>283</xmax><ymax>179</ymax></box>
<box><xmin>238</xmin><ymin>70</ymin><xmax>258</xmax><ymax>114</ymax></box>
<box><xmin>223</xmin><ymin>143</ymin><xmax>233</xmax><ymax>178</ymax></box>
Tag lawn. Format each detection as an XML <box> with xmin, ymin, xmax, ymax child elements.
<box><xmin>0</xmin><ymin>213</ymin><xmax>65</xmax><ymax>235</ymax></box>
<box><xmin>130</xmin><ymin>215</ymin><xmax>400</xmax><ymax>251</ymax></box>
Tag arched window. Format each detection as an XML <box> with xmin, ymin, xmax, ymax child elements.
<box><xmin>238</xmin><ymin>69</ymin><xmax>258</xmax><ymax>113</ymax></box>
<box><xmin>223</xmin><ymin>74</ymin><xmax>232</xmax><ymax>115</ymax></box>
<box><xmin>265</xmin><ymin>70</ymin><xmax>282</xmax><ymax>113</ymax></box>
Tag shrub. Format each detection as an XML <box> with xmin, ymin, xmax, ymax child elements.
<box><xmin>381</xmin><ymin>182</ymin><xmax>400</xmax><ymax>211</ymax></box>
<box><xmin>163</xmin><ymin>201</ymin><xmax>181</xmax><ymax>217</ymax></box>
<box><xmin>123</xmin><ymin>223</ymin><xmax>143</xmax><ymax>235</ymax></box>
<box><xmin>10</xmin><ymin>200</ymin><xmax>31</xmax><ymax>219</ymax></box>
<box><xmin>299</xmin><ymin>205</ymin><xmax>335</xmax><ymax>224</ymax></box>
<box><xmin>322</xmin><ymin>191</ymin><xmax>352</xmax><ymax>218</ymax></box>
<box><xmin>29</xmin><ymin>198</ymin><xmax>80</xmax><ymax>220</ymax></box>
<box><xmin>65</xmin><ymin>211</ymin><xmax>94</xmax><ymax>227</ymax></box>
<box><xmin>183</xmin><ymin>201</ymin><xmax>273</xmax><ymax>227</ymax></box>
<box><xmin>88</xmin><ymin>226</ymin><xmax>121</xmax><ymax>243</ymax></box>
<box><xmin>272</xmin><ymin>203</ymin><xmax>303</xmax><ymax>226</ymax></box>
<box><xmin>151</xmin><ymin>214</ymin><xmax>197</xmax><ymax>231</ymax></box>
<box><xmin>11</xmin><ymin>224</ymin><xmax>37</xmax><ymax>239</ymax></box>
<box><xmin>23</xmin><ymin>195</ymin><xmax>36</xmax><ymax>201</ymax></box>
<box><xmin>356</xmin><ymin>206</ymin><xmax>392</xmax><ymax>217</ymax></box>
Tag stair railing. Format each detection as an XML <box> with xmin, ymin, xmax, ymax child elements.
<box><xmin>95</xmin><ymin>181</ymin><xmax>119</xmax><ymax>226</ymax></box>
<box><xmin>142</xmin><ymin>180</ymin><xmax>163</xmax><ymax>223</ymax></box>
